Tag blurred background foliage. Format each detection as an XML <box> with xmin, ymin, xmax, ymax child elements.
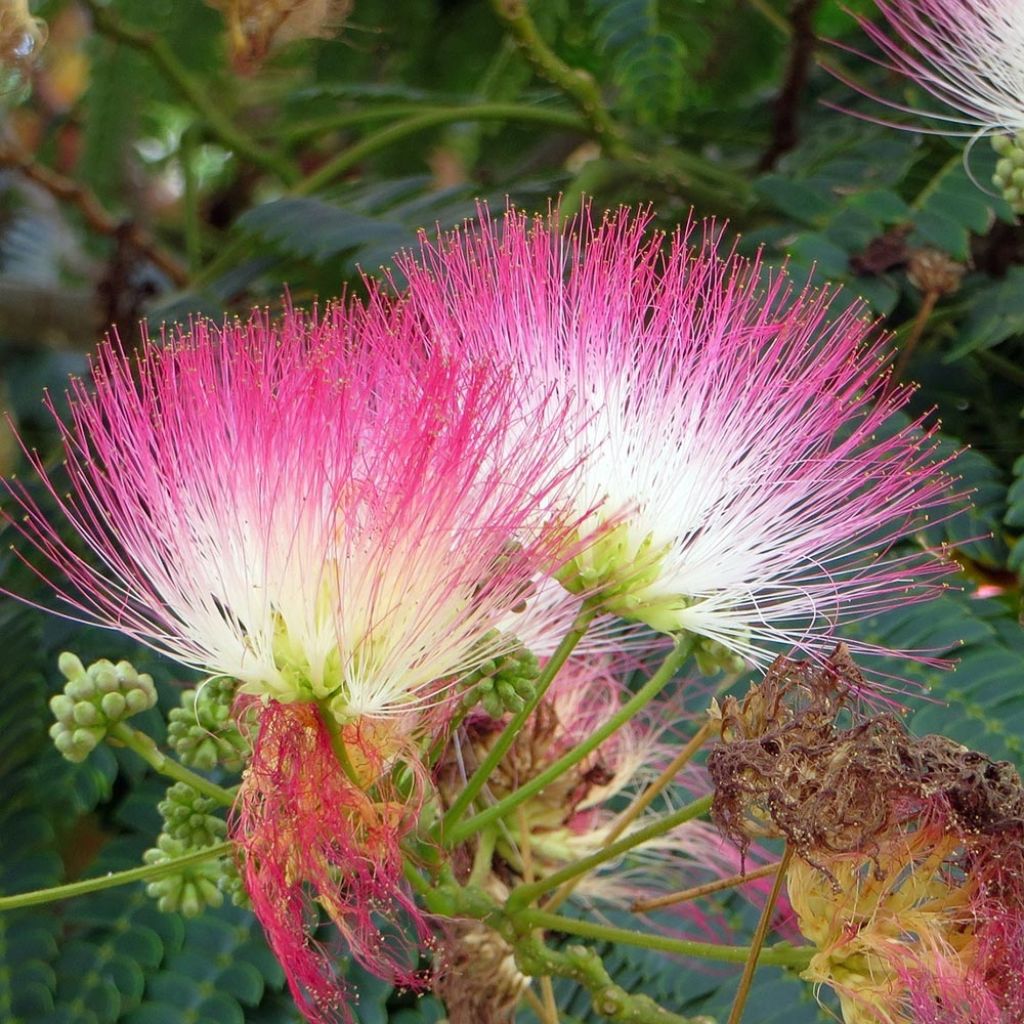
<box><xmin>2</xmin><ymin>1</ymin><xmax>1024</xmax><ymax>1022</ymax></box>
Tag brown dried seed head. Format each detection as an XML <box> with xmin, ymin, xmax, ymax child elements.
<box><xmin>907</xmin><ymin>247</ymin><xmax>967</xmax><ymax>296</ymax></box>
<box><xmin>707</xmin><ymin>645</ymin><xmax>1024</xmax><ymax>872</ymax></box>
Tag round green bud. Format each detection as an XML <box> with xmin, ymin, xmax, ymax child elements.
<box><xmin>99</xmin><ymin>692</ymin><xmax>127</xmax><ymax>719</ymax></box>
<box><xmin>91</xmin><ymin>663</ymin><xmax>118</xmax><ymax>693</ymax></box>
<box><xmin>49</xmin><ymin>693</ymin><xmax>75</xmax><ymax>722</ymax></box>
<box><xmin>72</xmin><ymin>702</ymin><xmax>101</xmax><ymax>726</ymax></box>
<box><xmin>64</xmin><ymin>676</ymin><xmax>95</xmax><ymax>702</ymax></box>
<box><xmin>993</xmin><ymin>135</ymin><xmax>1014</xmax><ymax>157</ymax></box>
<box><xmin>58</xmin><ymin>652</ymin><xmax>86</xmax><ymax>681</ymax></box>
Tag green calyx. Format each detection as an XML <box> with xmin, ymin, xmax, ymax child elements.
<box><xmin>992</xmin><ymin>133</ymin><xmax>1024</xmax><ymax>213</ymax></box>
<box><xmin>49</xmin><ymin>653</ymin><xmax>158</xmax><ymax>763</ymax></box>
<box><xmin>167</xmin><ymin>677</ymin><xmax>249</xmax><ymax>771</ymax></box>
<box><xmin>459</xmin><ymin>632</ymin><xmax>540</xmax><ymax>717</ymax></box>
<box><xmin>556</xmin><ymin>524</ymin><xmax>703</xmax><ymax>634</ymax></box>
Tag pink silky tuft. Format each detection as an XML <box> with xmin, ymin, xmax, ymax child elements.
<box><xmin>394</xmin><ymin>205</ymin><xmax>959</xmax><ymax>670</ymax></box>
<box><xmin>2</xmin><ymin>302</ymin><xmax>589</xmax><ymax>718</ymax></box>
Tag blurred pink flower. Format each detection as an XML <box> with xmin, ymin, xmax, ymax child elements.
<box><xmin>844</xmin><ymin>1</ymin><xmax>1024</xmax><ymax>136</ymax></box>
<box><xmin>395</xmin><ymin>206</ymin><xmax>957</xmax><ymax>668</ymax></box>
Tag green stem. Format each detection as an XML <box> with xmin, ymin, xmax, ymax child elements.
<box><xmin>439</xmin><ymin>599</ymin><xmax>601</xmax><ymax>840</ymax></box>
<box><xmin>448</xmin><ymin>637</ymin><xmax>693</xmax><ymax>846</ymax></box>
<box><xmin>108</xmin><ymin>723</ymin><xmax>235</xmax><ymax>807</ymax></box>
<box><xmin>489</xmin><ymin>0</ymin><xmax>626</xmax><ymax>156</ymax></box>
<box><xmin>516</xmin><ymin>909</ymin><xmax>813</xmax><ymax>970</ymax></box>
<box><xmin>516</xmin><ymin>934</ymin><xmax>703</xmax><ymax>1024</ymax></box>
<box><xmin>507</xmin><ymin>793</ymin><xmax>712</xmax><ymax>909</ymax></box>
<box><xmin>727</xmin><ymin>846</ymin><xmax>794</xmax><ymax>1024</ymax></box>
<box><xmin>281</xmin><ymin>102</ymin><xmax>585</xmax><ymax>144</ymax></box>
<box><xmin>469</xmin><ymin>827</ymin><xmax>499</xmax><ymax>887</ymax></box>
<box><xmin>181</xmin><ymin>122</ymin><xmax>202</xmax><ymax>273</ymax></box>
<box><xmin>315</xmin><ymin>702</ymin><xmax>362</xmax><ymax>787</ymax></box>
<box><xmin>294</xmin><ymin>104</ymin><xmax>583</xmax><ymax>196</ymax></box>
<box><xmin>0</xmin><ymin>842</ymin><xmax>232</xmax><ymax>912</ymax></box>
<box><xmin>403</xmin><ymin>861</ymin><xmax>431</xmax><ymax>897</ymax></box>
<box><xmin>82</xmin><ymin>0</ymin><xmax>298</xmax><ymax>185</ymax></box>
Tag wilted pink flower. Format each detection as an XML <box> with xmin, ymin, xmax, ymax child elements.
<box><xmin>395</xmin><ymin>207</ymin><xmax>956</xmax><ymax>667</ymax></box>
<box><xmin>440</xmin><ymin>655</ymin><xmax>778</xmax><ymax>923</ymax></box>
<box><xmin>235</xmin><ymin>701</ymin><xmax>429</xmax><ymax>1023</ymax></box>
<box><xmin>843</xmin><ymin>1</ymin><xmax>1024</xmax><ymax>136</ymax></box>
<box><xmin>539</xmin><ymin>659</ymin><xmax>784</xmax><ymax>923</ymax></box>
<box><xmin>4</xmin><ymin>303</ymin><xmax>585</xmax><ymax>718</ymax></box>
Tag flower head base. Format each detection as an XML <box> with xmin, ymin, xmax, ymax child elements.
<box><xmin>234</xmin><ymin>701</ymin><xmax>431</xmax><ymax>1023</ymax></box>
<box><xmin>4</xmin><ymin>304</ymin><xmax>586</xmax><ymax>722</ymax></box>
<box><xmin>845</xmin><ymin>1</ymin><xmax>1024</xmax><ymax>138</ymax></box>
<box><xmin>708</xmin><ymin>648</ymin><xmax>1024</xmax><ymax>1023</ymax></box>
<box><xmin>396</xmin><ymin>206</ymin><xmax>956</xmax><ymax>667</ymax></box>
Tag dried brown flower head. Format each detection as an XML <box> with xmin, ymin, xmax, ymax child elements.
<box><xmin>907</xmin><ymin>248</ymin><xmax>967</xmax><ymax>297</ymax></box>
<box><xmin>708</xmin><ymin>647</ymin><xmax>1024</xmax><ymax>1023</ymax></box>
<box><xmin>708</xmin><ymin>646</ymin><xmax>1024</xmax><ymax>871</ymax></box>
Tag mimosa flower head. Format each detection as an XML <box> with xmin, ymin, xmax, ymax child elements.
<box><xmin>3</xmin><ymin>302</ymin><xmax>587</xmax><ymax>721</ymax></box>
<box><xmin>846</xmin><ymin>1</ymin><xmax>1024</xmax><ymax>137</ymax></box>
<box><xmin>440</xmin><ymin>655</ymin><xmax>766</xmax><ymax>917</ymax></box>
<box><xmin>396</xmin><ymin>206</ymin><xmax>956</xmax><ymax>668</ymax></box>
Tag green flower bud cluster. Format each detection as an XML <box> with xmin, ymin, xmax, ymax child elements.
<box><xmin>49</xmin><ymin>653</ymin><xmax>157</xmax><ymax>763</ymax></box>
<box><xmin>992</xmin><ymin>134</ymin><xmax>1024</xmax><ymax>213</ymax></box>
<box><xmin>217</xmin><ymin>855</ymin><xmax>250</xmax><ymax>909</ymax></box>
<box><xmin>145</xmin><ymin>782</ymin><xmax>229</xmax><ymax>917</ymax></box>
<box><xmin>692</xmin><ymin>635</ymin><xmax>747</xmax><ymax>677</ymax></box>
<box><xmin>144</xmin><ymin>836</ymin><xmax>225</xmax><ymax>917</ymax></box>
<box><xmin>460</xmin><ymin>633</ymin><xmax>540</xmax><ymax>717</ymax></box>
<box><xmin>167</xmin><ymin>678</ymin><xmax>248</xmax><ymax>772</ymax></box>
<box><xmin>158</xmin><ymin>782</ymin><xmax>227</xmax><ymax>848</ymax></box>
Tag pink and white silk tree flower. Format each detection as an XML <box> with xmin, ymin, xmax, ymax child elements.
<box><xmin>1</xmin><ymin>301</ymin><xmax>593</xmax><ymax>1022</ymax></box>
<box><xmin>394</xmin><ymin>206</ymin><xmax>957</xmax><ymax>668</ymax></box>
<box><xmin>3</xmin><ymin>303</ymin><xmax>587</xmax><ymax>721</ymax></box>
<box><xmin>844</xmin><ymin>1</ymin><xmax>1024</xmax><ymax>137</ymax></box>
